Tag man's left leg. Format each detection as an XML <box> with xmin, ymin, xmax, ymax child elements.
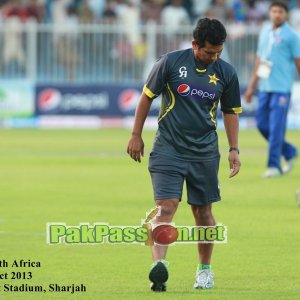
<box><xmin>268</xmin><ymin>93</ymin><xmax>292</xmax><ymax>173</ymax></box>
<box><xmin>186</xmin><ymin>158</ymin><xmax>220</xmax><ymax>289</ymax></box>
<box><xmin>278</xmin><ymin>94</ymin><xmax>298</xmax><ymax>173</ymax></box>
<box><xmin>191</xmin><ymin>204</ymin><xmax>216</xmax><ymax>289</ymax></box>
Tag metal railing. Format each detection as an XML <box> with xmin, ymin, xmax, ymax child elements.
<box><xmin>0</xmin><ymin>21</ymin><xmax>282</xmax><ymax>86</ymax></box>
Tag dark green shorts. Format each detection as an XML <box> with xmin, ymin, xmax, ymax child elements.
<box><xmin>148</xmin><ymin>152</ymin><xmax>221</xmax><ymax>206</ymax></box>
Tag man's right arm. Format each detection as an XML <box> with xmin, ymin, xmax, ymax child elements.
<box><xmin>243</xmin><ymin>56</ymin><xmax>260</xmax><ymax>103</ymax></box>
<box><xmin>127</xmin><ymin>92</ymin><xmax>153</xmax><ymax>163</ymax></box>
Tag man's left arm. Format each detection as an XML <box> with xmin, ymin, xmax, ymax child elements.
<box><xmin>291</xmin><ymin>31</ymin><xmax>300</xmax><ymax>73</ymax></box>
<box><xmin>222</xmin><ymin>113</ymin><xmax>241</xmax><ymax>178</ymax></box>
<box><xmin>295</xmin><ymin>58</ymin><xmax>300</xmax><ymax>74</ymax></box>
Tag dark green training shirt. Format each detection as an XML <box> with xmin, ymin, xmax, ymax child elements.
<box><xmin>144</xmin><ymin>48</ymin><xmax>242</xmax><ymax>161</ymax></box>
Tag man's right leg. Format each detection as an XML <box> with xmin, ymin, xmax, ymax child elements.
<box><xmin>256</xmin><ymin>92</ymin><xmax>281</xmax><ymax>177</ymax></box>
<box><xmin>255</xmin><ymin>92</ymin><xmax>270</xmax><ymax>141</ymax></box>
<box><xmin>151</xmin><ymin>199</ymin><xmax>179</xmax><ymax>260</ymax></box>
<box><xmin>149</xmin><ymin>198</ymin><xmax>179</xmax><ymax>292</ymax></box>
<box><xmin>148</xmin><ymin>152</ymin><xmax>185</xmax><ymax>291</ymax></box>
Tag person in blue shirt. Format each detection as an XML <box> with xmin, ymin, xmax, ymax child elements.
<box><xmin>244</xmin><ymin>1</ymin><xmax>300</xmax><ymax>178</ymax></box>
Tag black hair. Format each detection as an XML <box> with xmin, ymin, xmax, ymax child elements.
<box><xmin>193</xmin><ymin>18</ymin><xmax>227</xmax><ymax>48</ymax></box>
<box><xmin>269</xmin><ymin>1</ymin><xmax>289</xmax><ymax>13</ymax></box>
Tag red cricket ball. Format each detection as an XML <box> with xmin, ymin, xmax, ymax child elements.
<box><xmin>152</xmin><ymin>224</ymin><xmax>179</xmax><ymax>245</ymax></box>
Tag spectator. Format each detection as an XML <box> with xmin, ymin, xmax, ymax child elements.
<box><xmin>141</xmin><ymin>0</ymin><xmax>163</xmax><ymax>24</ymax></box>
<box><xmin>230</xmin><ymin>0</ymin><xmax>247</xmax><ymax>22</ymax></box>
<box><xmin>160</xmin><ymin>0</ymin><xmax>190</xmax><ymax>38</ymax></box>
<box><xmin>2</xmin><ymin>0</ymin><xmax>26</xmax><ymax>72</ymax></box>
<box><xmin>246</xmin><ymin>0</ymin><xmax>265</xmax><ymax>24</ymax></box>
<box><xmin>78</xmin><ymin>0</ymin><xmax>94</xmax><ymax>23</ymax></box>
<box><xmin>118</xmin><ymin>0</ymin><xmax>141</xmax><ymax>46</ymax></box>
<box><xmin>87</xmin><ymin>0</ymin><xmax>105</xmax><ymax>21</ymax></box>
<box><xmin>113</xmin><ymin>0</ymin><xmax>142</xmax><ymax>80</ymax></box>
<box><xmin>2</xmin><ymin>0</ymin><xmax>27</xmax><ymax>21</ymax></box>
<box><xmin>3</xmin><ymin>16</ymin><xmax>26</xmax><ymax>72</ymax></box>
<box><xmin>102</xmin><ymin>0</ymin><xmax>117</xmax><ymax>24</ymax></box>
<box><xmin>190</xmin><ymin>0</ymin><xmax>211</xmax><ymax>20</ymax></box>
<box><xmin>52</xmin><ymin>0</ymin><xmax>79</xmax><ymax>80</ymax></box>
<box><xmin>114</xmin><ymin>0</ymin><xmax>128</xmax><ymax>17</ymax></box>
<box><xmin>52</xmin><ymin>0</ymin><xmax>72</xmax><ymax>24</ymax></box>
<box><xmin>206</xmin><ymin>0</ymin><xmax>229</xmax><ymax>23</ymax></box>
<box><xmin>180</xmin><ymin>0</ymin><xmax>193</xmax><ymax>21</ymax></box>
<box><xmin>26</xmin><ymin>0</ymin><xmax>45</xmax><ymax>22</ymax></box>
<box><xmin>255</xmin><ymin>0</ymin><xmax>272</xmax><ymax>21</ymax></box>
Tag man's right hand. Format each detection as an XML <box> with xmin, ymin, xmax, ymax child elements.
<box><xmin>243</xmin><ymin>87</ymin><xmax>254</xmax><ymax>103</ymax></box>
<box><xmin>127</xmin><ymin>134</ymin><xmax>144</xmax><ymax>163</ymax></box>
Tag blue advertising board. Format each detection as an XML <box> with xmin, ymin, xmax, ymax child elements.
<box><xmin>35</xmin><ymin>84</ymin><xmax>160</xmax><ymax>117</ymax></box>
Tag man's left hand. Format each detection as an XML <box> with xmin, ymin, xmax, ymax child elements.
<box><xmin>228</xmin><ymin>151</ymin><xmax>241</xmax><ymax>178</ymax></box>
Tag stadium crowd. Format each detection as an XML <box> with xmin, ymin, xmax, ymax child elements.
<box><xmin>0</xmin><ymin>0</ymin><xmax>300</xmax><ymax>82</ymax></box>
<box><xmin>0</xmin><ymin>0</ymin><xmax>299</xmax><ymax>30</ymax></box>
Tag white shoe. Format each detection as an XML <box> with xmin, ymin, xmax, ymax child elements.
<box><xmin>282</xmin><ymin>157</ymin><xmax>297</xmax><ymax>174</ymax></box>
<box><xmin>194</xmin><ymin>269</ymin><xmax>214</xmax><ymax>289</ymax></box>
<box><xmin>263</xmin><ymin>168</ymin><xmax>281</xmax><ymax>178</ymax></box>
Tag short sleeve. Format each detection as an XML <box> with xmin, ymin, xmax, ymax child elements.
<box><xmin>290</xmin><ymin>32</ymin><xmax>300</xmax><ymax>58</ymax></box>
<box><xmin>256</xmin><ymin>27</ymin><xmax>265</xmax><ymax>58</ymax></box>
<box><xmin>220</xmin><ymin>72</ymin><xmax>242</xmax><ymax>114</ymax></box>
<box><xmin>143</xmin><ymin>55</ymin><xmax>169</xmax><ymax>100</ymax></box>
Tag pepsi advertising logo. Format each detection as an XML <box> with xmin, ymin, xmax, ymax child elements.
<box><xmin>118</xmin><ymin>88</ymin><xmax>160</xmax><ymax>113</ymax></box>
<box><xmin>177</xmin><ymin>84</ymin><xmax>190</xmax><ymax>96</ymax></box>
<box><xmin>118</xmin><ymin>89</ymin><xmax>140</xmax><ymax>112</ymax></box>
<box><xmin>35</xmin><ymin>84</ymin><xmax>159</xmax><ymax>116</ymax></box>
<box><xmin>38</xmin><ymin>89</ymin><xmax>61</xmax><ymax>111</ymax></box>
<box><xmin>36</xmin><ymin>86</ymin><xmax>109</xmax><ymax>115</ymax></box>
<box><xmin>177</xmin><ymin>84</ymin><xmax>216</xmax><ymax>100</ymax></box>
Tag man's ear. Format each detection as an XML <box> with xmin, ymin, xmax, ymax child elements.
<box><xmin>192</xmin><ymin>40</ymin><xmax>198</xmax><ymax>50</ymax></box>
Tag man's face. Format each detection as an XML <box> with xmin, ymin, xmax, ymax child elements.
<box><xmin>269</xmin><ymin>6</ymin><xmax>287</xmax><ymax>27</ymax></box>
<box><xmin>192</xmin><ymin>40</ymin><xmax>223</xmax><ymax>65</ymax></box>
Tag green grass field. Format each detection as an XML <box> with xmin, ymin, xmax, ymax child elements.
<box><xmin>0</xmin><ymin>128</ymin><xmax>300</xmax><ymax>300</ymax></box>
